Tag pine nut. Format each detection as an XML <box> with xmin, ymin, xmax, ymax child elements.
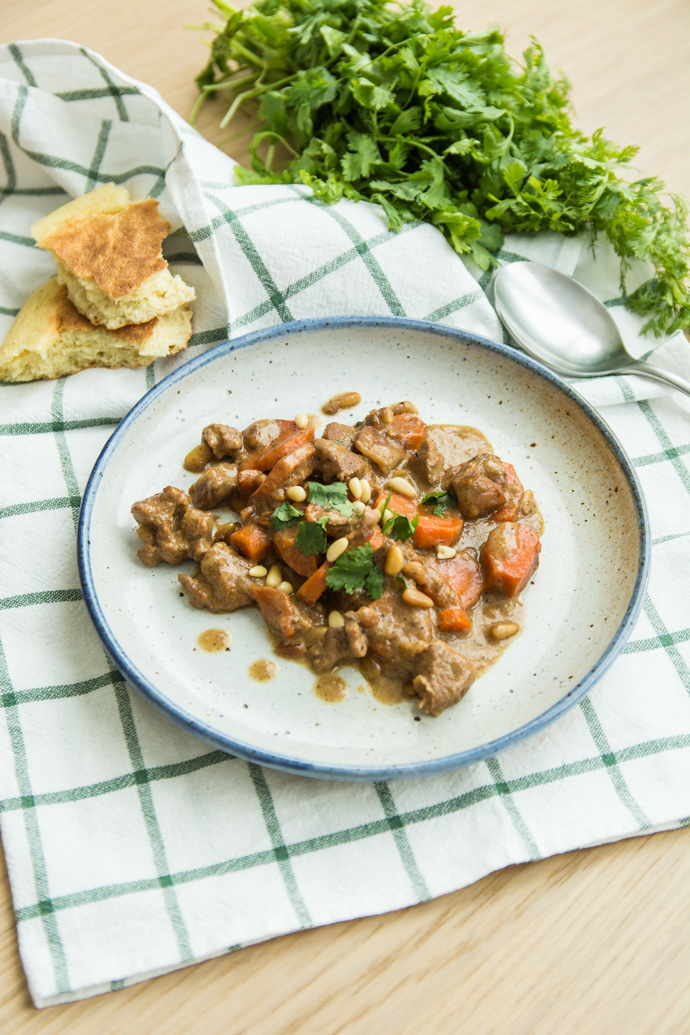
<box><xmin>348</xmin><ymin>477</ymin><xmax>362</xmax><ymax>499</ymax></box>
<box><xmin>294</xmin><ymin>413</ymin><xmax>309</xmax><ymax>429</ymax></box>
<box><xmin>359</xmin><ymin>479</ymin><xmax>371</xmax><ymax>504</ymax></box>
<box><xmin>436</xmin><ymin>545</ymin><xmax>457</xmax><ymax>559</ymax></box>
<box><xmin>304</xmin><ymin>626</ymin><xmax>329</xmax><ymax>646</ymax></box>
<box><xmin>326</xmin><ymin>537</ymin><xmax>349</xmax><ymax>563</ymax></box>
<box><xmin>489</xmin><ymin>621</ymin><xmax>520</xmax><ymax>640</ymax></box>
<box><xmin>248</xmin><ymin>565</ymin><xmax>268</xmax><ymax>578</ymax></box>
<box><xmin>402</xmin><ymin>588</ymin><xmax>434</xmax><ymax>608</ymax></box>
<box><xmin>402</xmin><ymin>561</ymin><xmax>426</xmax><ymax>584</ymax></box>
<box><xmin>352</xmin><ymin>500</ymin><xmax>366</xmax><ymax>513</ymax></box>
<box><xmin>286</xmin><ymin>485</ymin><xmax>307</xmax><ymax>502</ymax></box>
<box><xmin>388</xmin><ymin>477</ymin><xmax>416</xmax><ymax>497</ymax></box>
<box><xmin>328</xmin><ymin>610</ymin><xmax>345</xmax><ymax>628</ymax></box>
<box><xmin>385</xmin><ymin>545</ymin><xmax>404</xmax><ymax>576</ymax></box>
<box><xmin>382</xmin><ymin>509</ymin><xmax>395</xmax><ymax>525</ymax></box>
<box><xmin>381</xmin><ymin>407</ymin><xmax>394</xmax><ymax>424</ymax></box>
<box><xmin>265</xmin><ymin>565</ymin><xmax>282</xmax><ymax>588</ymax></box>
<box><xmin>277</xmin><ymin>581</ymin><xmax>294</xmax><ymax>595</ymax></box>
<box><xmin>521</xmin><ymin>490</ymin><xmax>535</xmax><ymax>516</ymax></box>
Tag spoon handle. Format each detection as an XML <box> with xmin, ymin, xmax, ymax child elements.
<box><xmin>629</xmin><ymin>361</ymin><xmax>690</xmax><ymax>400</ymax></box>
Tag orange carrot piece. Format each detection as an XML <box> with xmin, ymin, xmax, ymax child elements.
<box><xmin>435</xmin><ymin>554</ymin><xmax>484</xmax><ymax>609</ymax></box>
<box><xmin>492</xmin><ymin>461</ymin><xmax>524</xmax><ymax>523</ymax></box>
<box><xmin>413</xmin><ymin>513</ymin><xmax>464</xmax><ymax>549</ymax></box>
<box><xmin>374</xmin><ymin>491</ymin><xmax>418</xmax><ymax>518</ymax></box>
<box><xmin>367</xmin><ymin>527</ymin><xmax>385</xmax><ymax>551</ymax></box>
<box><xmin>238</xmin><ymin>469</ymin><xmax>265</xmax><ymax>496</ymax></box>
<box><xmin>389</xmin><ymin>414</ymin><xmax>427</xmax><ymax>451</ymax></box>
<box><xmin>438</xmin><ymin>608</ymin><xmax>472</xmax><ymax>633</ymax></box>
<box><xmin>483</xmin><ymin>523</ymin><xmax>540</xmax><ymax>597</ymax></box>
<box><xmin>250</xmin><ymin>445</ymin><xmax>315</xmax><ymax>503</ymax></box>
<box><xmin>229</xmin><ymin>524</ymin><xmax>271</xmax><ymax>563</ymax></box>
<box><xmin>296</xmin><ymin>561</ymin><xmax>331</xmax><ymax>604</ymax></box>
<box><xmin>242</xmin><ymin>428</ymin><xmax>314</xmax><ymax>473</ymax></box>
<box><xmin>274</xmin><ymin>526</ymin><xmax>318</xmax><ymax>577</ymax></box>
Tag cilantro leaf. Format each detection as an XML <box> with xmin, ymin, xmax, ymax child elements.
<box><xmin>195</xmin><ymin>2</ymin><xmax>690</xmax><ymax>339</ymax></box>
<box><xmin>306</xmin><ymin>481</ymin><xmax>354</xmax><ymax>518</ymax></box>
<box><xmin>270</xmin><ymin>502</ymin><xmax>302</xmax><ymax>530</ymax></box>
<box><xmin>295</xmin><ymin>519</ymin><xmax>328</xmax><ymax>555</ymax></box>
<box><xmin>422</xmin><ymin>490</ymin><xmax>458</xmax><ymax>516</ymax></box>
<box><xmin>325</xmin><ymin>544</ymin><xmax>382</xmax><ymax>598</ymax></box>
<box><xmin>383</xmin><ymin>512</ymin><xmax>419</xmax><ymax>540</ymax></box>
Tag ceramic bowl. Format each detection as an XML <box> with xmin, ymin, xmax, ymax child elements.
<box><xmin>78</xmin><ymin>317</ymin><xmax>650</xmax><ymax>780</ymax></box>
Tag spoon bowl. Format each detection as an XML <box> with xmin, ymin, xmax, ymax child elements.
<box><xmin>494</xmin><ymin>261</ymin><xmax>690</xmax><ymax>397</ymax></box>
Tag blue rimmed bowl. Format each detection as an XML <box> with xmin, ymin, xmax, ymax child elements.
<box><xmin>78</xmin><ymin>317</ymin><xmax>650</xmax><ymax>781</ymax></box>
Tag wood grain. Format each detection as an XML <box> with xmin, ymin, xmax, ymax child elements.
<box><xmin>1</xmin><ymin>0</ymin><xmax>689</xmax><ymax>1030</ymax></box>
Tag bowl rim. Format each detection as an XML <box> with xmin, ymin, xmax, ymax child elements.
<box><xmin>77</xmin><ymin>315</ymin><xmax>651</xmax><ymax>781</ymax></box>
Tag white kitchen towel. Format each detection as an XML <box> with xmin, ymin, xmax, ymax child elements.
<box><xmin>0</xmin><ymin>40</ymin><xmax>688</xmax><ymax>1008</ymax></box>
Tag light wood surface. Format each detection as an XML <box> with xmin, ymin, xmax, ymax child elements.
<box><xmin>1</xmin><ymin>1</ymin><xmax>689</xmax><ymax>1031</ymax></box>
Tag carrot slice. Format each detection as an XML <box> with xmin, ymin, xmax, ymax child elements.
<box><xmin>434</xmin><ymin>554</ymin><xmax>484</xmax><ymax>609</ymax></box>
<box><xmin>413</xmin><ymin>513</ymin><xmax>464</xmax><ymax>549</ymax></box>
<box><xmin>492</xmin><ymin>462</ymin><xmax>524</xmax><ymax>523</ymax></box>
<box><xmin>296</xmin><ymin>561</ymin><xmax>331</xmax><ymax>604</ymax></box>
<box><xmin>250</xmin><ymin>444</ymin><xmax>315</xmax><ymax>503</ymax></box>
<box><xmin>367</xmin><ymin>527</ymin><xmax>385</xmax><ymax>551</ymax></box>
<box><xmin>483</xmin><ymin>523</ymin><xmax>540</xmax><ymax>597</ymax></box>
<box><xmin>388</xmin><ymin>414</ymin><xmax>427</xmax><ymax>451</ymax></box>
<box><xmin>438</xmin><ymin>608</ymin><xmax>472</xmax><ymax>633</ymax></box>
<box><xmin>241</xmin><ymin>428</ymin><xmax>314</xmax><ymax>473</ymax></box>
<box><xmin>238</xmin><ymin>469</ymin><xmax>265</xmax><ymax>496</ymax></box>
<box><xmin>274</xmin><ymin>526</ymin><xmax>318</xmax><ymax>577</ymax></box>
<box><xmin>374</xmin><ymin>491</ymin><xmax>418</xmax><ymax>518</ymax></box>
<box><xmin>229</xmin><ymin>524</ymin><xmax>271</xmax><ymax>563</ymax></box>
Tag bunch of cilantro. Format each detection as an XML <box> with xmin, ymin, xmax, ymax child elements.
<box><xmin>192</xmin><ymin>0</ymin><xmax>689</xmax><ymax>337</ymax></box>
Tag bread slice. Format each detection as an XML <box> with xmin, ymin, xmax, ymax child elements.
<box><xmin>0</xmin><ymin>278</ymin><xmax>193</xmax><ymax>383</ymax></box>
<box><xmin>32</xmin><ymin>184</ymin><xmax>195</xmax><ymax>329</ymax></box>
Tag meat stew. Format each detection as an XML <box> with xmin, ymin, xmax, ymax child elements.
<box><xmin>131</xmin><ymin>401</ymin><xmax>542</xmax><ymax>716</ymax></box>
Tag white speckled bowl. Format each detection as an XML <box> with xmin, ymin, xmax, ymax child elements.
<box><xmin>78</xmin><ymin>318</ymin><xmax>649</xmax><ymax>781</ymax></box>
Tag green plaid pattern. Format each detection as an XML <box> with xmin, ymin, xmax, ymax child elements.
<box><xmin>1</xmin><ymin>41</ymin><xmax>689</xmax><ymax>1009</ymax></box>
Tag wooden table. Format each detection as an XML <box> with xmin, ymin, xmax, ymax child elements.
<box><xmin>1</xmin><ymin>1</ymin><xmax>689</xmax><ymax>1031</ymax></box>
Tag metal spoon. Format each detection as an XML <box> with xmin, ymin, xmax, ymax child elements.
<box><xmin>494</xmin><ymin>261</ymin><xmax>690</xmax><ymax>398</ymax></box>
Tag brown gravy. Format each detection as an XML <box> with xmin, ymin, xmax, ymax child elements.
<box><xmin>314</xmin><ymin>674</ymin><xmax>348</xmax><ymax>703</ymax></box>
<box><xmin>249</xmin><ymin>659</ymin><xmax>277</xmax><ymax>682</ymax></box>
<box><xmin>197</xmin><ymin>629</ymin><xmax>231</xmax><ymax>653</ymax></box>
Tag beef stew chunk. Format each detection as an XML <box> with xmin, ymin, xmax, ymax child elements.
<box><xmin>130</xmin><ymin>400</ymin><xmax>542</xmax><ymax>717</ymax></box>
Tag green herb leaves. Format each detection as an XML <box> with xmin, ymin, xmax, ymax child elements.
<box><xmin>193</xmin><ymin>0</ymin><xmax>689</xmax><ymax>337</ymax></box>
<box><xmin>383</xmin><ymin>513</ymin><xmax>419</xmax><ymax>540</ymax></box>
<box><xmin>269</xmin><ymin>502</ymin><xmax>302</xmax><ymax>529</ymax></box>
<box><xmin>325</xmin><ymin>544</ymin><xmax>384</xmax><ymax>599</ymax></box>
<box><xmin>422</xmin><ymin>489</ymin><xmax>458</xmax><ymax>516</ymax></box>
<box><xmin>306</xmin><ymin>481</ymin><xmax>354</xmax><ymax>518</ymax></box>
<box><xmin>295</xmin><ymin>518</ymin><xmax>328</xmax><ymax>555</ymax></box>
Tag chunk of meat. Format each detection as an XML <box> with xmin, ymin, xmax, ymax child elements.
<box><xmin>313</xmin><ymin>438</ymin><xmax>368</xmax><ymax>483</ymax></box>
<box><xmin>249</xmin><ymin>585</ymin><xmax>311</xmax><ymax>640</ymax></box>
<box><xmin>322</xmin><ymin>422</ymin><xmax>357</xmax><ymax>449</ymax></box>
<box><xmin>178</xmin><ymin>543</ymin><xmax>255</xmax><ymax>612</ymax></box>
<box><xmin>409</xmin><ymin>435</ymin><xmax>445</xmax><ymax>486</ymax></box>
<box><xmin>241</xmin><ymin>424</ymin><xmax>314</xmax><ymax>473</ymax></box>
<box><xmin>249</xmin><ymin>444</ymin><xmax>316</xmax><ymax>509</ymax></box>
<box><xmin>482</xmin><ymin>523</ymin><xmax>540</xmax><ymax>597</ymax></box>
<box><xmin>189</xmin><ymin>463</ymin><xmax>238</xmax><ymax>509</ymax></box>
<box><xmin>274</xmin><ymin>525</ymin><xmax>319</xmax><ymax>577</ymax></box>
<box><xmin>413</xmin><ymin>640</ymin><xmax>476</xmax><ymax>716</ymax></box>
<box><xmin>308</xmin><ymin>627</ymin><xmax>356</xmax><ymax>672</ymax></box>
<box><xmin>238</xmin><ymin>469</ymin><xmax>266</xmax><ymax>496</ymax></box>
<box><xmin>355</xmin><ymin>425</ymin><xmax>408</xmax><ymax>474</ymax></box>
<box><xmin>361</xmin><ymin>587</ymin><xmax>433</xmax><ymax>664</ymax></box>
<box><xmin>132</xmin><ymin>486</ymin><xmax>214</xmax><ymax>567</ymax></box>
<box><xmin>242</xmin><ymin>419</ymin><xmax>296</xmax><ymax>453</ymax></box>
<box><xmin>202</xmin><ymin>423</ymin><xmax>242</xmax><ymax>460</ymax></box>
<box><xmin>305</xmin><ymin>503</ymin><xmax>359</xmax><ymax>538</ymax></box>
<box><xmin>343</xmin><ymin>612</ymin><xmax>368</xmax><ymax>657</ymax></box>
<box><xmin>443</xmin><ymin>453</ymin><xmax>507</xmax><ymax>519</ymax></box>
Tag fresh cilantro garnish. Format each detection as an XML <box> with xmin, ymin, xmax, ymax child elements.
<box><xmin>325</xmin><ymin>544</ymin><xmax>383</xmax><ymax>599</ymax></box>
<box><xmin>422</xmin><ymin>490</ymin><xmax>458</xmax><ymax>517</ymax></box>
<box><xmin>270</xmin><ymin>502</ymin><xmax>301</xmax><ymax>530</ymax></box>
<box><xmin>194</xmin><ymin>4</ymin><xmax>690</xmax><ymax>338</ymax></box>
<box><xmin>295</xmin><ymin>519</ymin><xmax>328</xmax><ymax>555</ymax></box>
<box><xmin>383</xmin><ymin>512</ymin><xmax>419</xmax><ymax>541</ymax></box>
<box><xmin>306</xmin><ymin>481</ymin><xmax>354</xmax><ymax>518</ymax></box>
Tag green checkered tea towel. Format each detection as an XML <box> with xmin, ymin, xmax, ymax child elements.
<box><xmin>1</xmin><ymin>40</ymin><xmax>689</xmax><ymax>1008</ymax></box>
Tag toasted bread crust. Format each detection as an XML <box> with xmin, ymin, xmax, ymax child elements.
<box><xmin>40</xmin><ymin>199</ymin><xmax>170</xmax><ymax>298</ymax></box>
